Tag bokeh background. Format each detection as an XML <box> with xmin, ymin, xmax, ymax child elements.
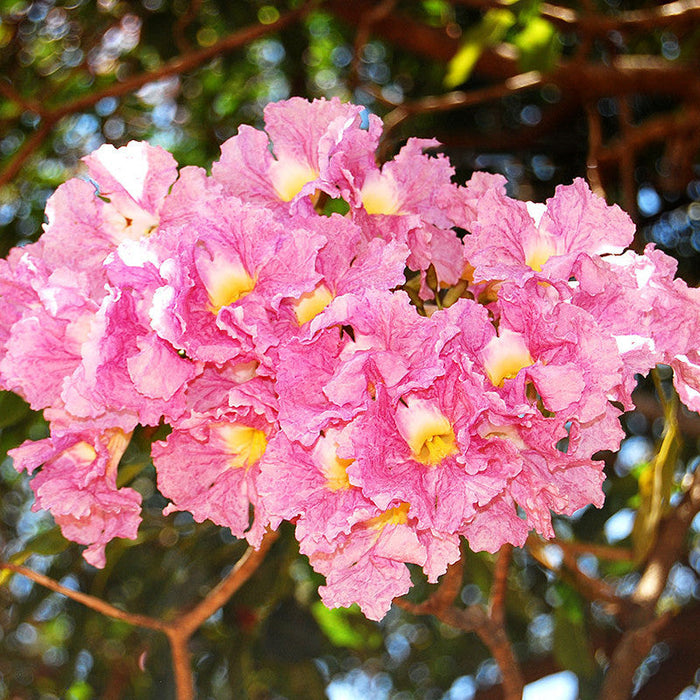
<box><xmin>1</xmin><ymin>1</ymin><xmax>699</xmax><ymax>698</ymax></box>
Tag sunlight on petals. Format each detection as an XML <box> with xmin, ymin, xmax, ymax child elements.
<box><xmin>199</xmin><ymin>255</ymin><xmax>255</xmax><ymax>313</ymax></box>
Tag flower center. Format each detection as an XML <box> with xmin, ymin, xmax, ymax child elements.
<box><xmin>269</xmin><ymin>157</ymin><xmax>318</xmax><ymax>202</ymax></box>
<box><xmin>215</xmin><ymin>424</ymin><xmax>267</xmax><ymax>470</ymax></box>
<box><xmin>314</xmin><ymin>431</ymin><xmax>354</xmax><ymax>492</ymax></box>
<box><xmin>197</xmin><ymin>252</ymin><xmax>255</xmax><ymax>314</ymax></box>
<box><xmin>360</xmin><ymin>171</ymin><xmax>401</xmax><ymax>215</ymax></box>
<box><xmin>396</xmin><ymin>397</ymin><xmax>458</xmax><ymax>466</ymax></box>
<box><xmin>366</xmin><ymin>502</ymin><xmax>410</xmax><ymax>530</ymax></box>
<box><xmin>482</xmin><ymin>328</ymin><xmax>534</xmax><ymax>387</ymax></box>
<box><xmin>293</xmin><ymin>284</ymin><xmax>334</xmax><ymax>325</ymax></box>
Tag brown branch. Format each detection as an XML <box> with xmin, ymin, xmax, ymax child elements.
<box><xmin>441</xmin><ymin>605</ymin><xmax>524</xmax><ymax>700</ymax></box>
<box><xmin>394</xmin><ymin>556</ymin><xmax>464</xmax><ymax>616</ymax></box>
<box><xmin>0</xmin><ymin>79</ymin><xmax>43</xmax><ymax>115</ymax></box>
<box><xmin>488</xmin><ymin>544</ymin><xmax>511</xmax><ymax>627</ymax></box>
<box><xmin>1</xmin><ymin>529</ymin><xmax>279</xmax><ymax>700</ymax></box>
<box><xmin>173</xmin><ymin>0</ymin><xmax>204</xmax><ymax>53</ymax></box>
<box><xmin>618</xmin><ymin>97</ymin><xmax>638</xmax><ymax>219</ymax></box>
<box><xmin>551</xmin><ymin>538</ymin><xmax>635</xmax><ymax>562</ymax></box>
<box><xmin>0</xmin><ymin>3</ymin><xmax>311</xmax><ymax>190</ymax></box>
<box><xmin>380</xmin><ymin>70</ymin><xmax>543</xmax><ymax>145</ymax></box>
<box><xmin>349</xmin><ymin>0</ymin><xmax>397</xmax><ymax>91</ymax></box>
<box><xmin>0</xmin><ymin>120</ymin><xmax>56</xmax><ymax>190</ymax></box>
<box><xmin>451</xmin><ymin>0</ymin><xmax>700</xmax><ymax>35</ymax></box>
<box><xmin>174</xmin><ymin>529</ymin><xmax>278</xmax><ymax>636</ymax></box>
<box><xmin>0</xmin><ymin>561</ymin><xmax>168</xmax><ymax>633</ymax></box>
<box><xmin>600</xmin><ymin>462</ymin><xmax>700</xmax><ymax>699</ymax></box>
<box><xmin>396</xmin><ymin>547</ymin><xmax>523</xmax><ymax>700</ymax></box>
<box><xmin>585</xmin><ymin>101</ymin><xmax>605</xmax><ymax>198</ymax></box>
<box><xmin>527</xmin><ymin>535</ymin><xmax>626</xmax><ymax>612</ymax></box>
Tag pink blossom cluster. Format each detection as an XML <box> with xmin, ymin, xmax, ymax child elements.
<box><xmin>2</xmin><ymin>98</ymin><xmax>699</xmax><ymax>620</ymax></box>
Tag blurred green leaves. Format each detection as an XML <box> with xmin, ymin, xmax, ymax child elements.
<box><xmin>445</xmin><ymin>9</ymin><xmax>515</xmax><ymax>88</ymax></box>
<box><xmin>444</xmin><ymin>2</ymin><xmax>560</xmax><ymax>88</ymax></box>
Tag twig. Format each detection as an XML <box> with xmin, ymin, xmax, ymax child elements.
<box><xmin>1</xmin><ymin>529</ymin><xmax>280</xmax><ymax>700</ymax></box>
<box><xmin>379</xmin><ymin>70</ymin><xmax>542</xmax><ymax>149</ymax></box>
<box><xmin>584</xmin><ymin>101</ymin><xmax>606</xmax><ymax>198</ymax></box>
<box><xmin>551</xmin><ymin>538</ymin><xmax>635</xmax><ymax>562</ymax></box>
<box><xmin>174</xmin><ymin>529</ymin><xmax>278</xmax><ymax>636</ymax></box>
<box><xmin>451</xmin><ymin>0</ymin><xmax>700</xmax><ymax>34</ymax></box>
<box><xmin>600</xmin><ymin>463</ymin><xmax>700</xmax><ymax>699</ymax></box>
<box><xmin>527</xmin><ymin>535</ymin><xmax>626</xmax><ymax>610</ymax></box>
<box><xmin>396</xmin><ymin>547</ymin><xmax>524</xmax><ymax>700</ymax></box>
<box><xmin>0</xmin><ymin>119</ymin><xmax>55</xmax><ymax>190</ymax></box>
<box><xmin>618</xmin><ymin>97</ymin><xmax>638</xmax><ymax>219</ymax></box>
<box><xmin>174</xmin><ymin>0</ymin><xmax>203</xmax><ymax>53</ymax></box>
<box><xmin>0</xmin><ymin>3</ymin><xmax>312</xmax><ymax>189</ymax></box>
<box><xmin>349</xmin><ymin>0</ymin><xmax>397</xmax><ymax>90</ymax></box>
<box><xmin>0</xmin><ymin>79</ymin><xmax>43</xmax><ymax>115</ymax></box>
<box><xmin>488</xmin><ymin>544</ymin><xmax>511</xmax><ymax>627</ymax></box>
<box><xmin>0</xmin><ymin>561</ymin><xmax>168</xmax><ymax>632</ymax></box>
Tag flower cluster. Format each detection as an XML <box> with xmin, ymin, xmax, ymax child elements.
<box><xmin>2</xmin><ymin>98</ymin><xmax>699</xmax><ymax>620</ymax></box>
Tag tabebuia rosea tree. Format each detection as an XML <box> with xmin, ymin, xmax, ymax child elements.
<box><xmin>1</xmin><ymin>97</ymin><xmax>698</xmax><ymax>621</ymax></box>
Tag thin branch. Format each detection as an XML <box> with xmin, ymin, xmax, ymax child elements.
<box><xmin>174</xmin><ymin>0</ymin><xmax>204</xmax><ymax>53</ymax></box>
<box><xmin>441</xmin><ymin>605</ymin><xmax>524</xmax><ymax>700</ymax></box>
<box><xmin>0</xmin><ymin>79</ymin><xmax>43</xmax><ymax>115</ymax></box>
<box><xmin>0</xmin><ymin>3</ymin><xmax>311</xmax><ymax>189</ymax></box>
<box><xmin>166</xmin><ymin>629</ymin><xmax>196</xmax><ymax>700</ymax></box>
<box><xmin>380</xmin><ymin>70</ymin><xmax>543</xmax><ymax>146</ymax></box>
<box><xmin>451</xmin><ymin>0</ymin><xmax>700</xmax><ymax>34</ymax></box>
<box><xmin>174</xmin><ymin>529</ymin><xmax>278</xmax><ymax>636</ymax></box>
<box><xmin>394</xmin><ymin>556</ymin><xmax>464</xmax><ymax>616</ymax></box>
<box><xmin>527</xmin><ymin>535</ymin><xmax>626</xmax><ymax>610</ymax></box>
<box><xmin>0</xmin><ymin>561</ymin><xmax>168</xmax><ymax>633</ymax></box>
<box><xmin>551</xmin><ymin>538</ymin><xmax>635</xmax><ymax>562</ymax></box>
<box><xmin>585</xmin><ymin>101</ymin><xmax>606</xmax><ymax>198</ymax></box>
<box><xmin>488</xmin><ymin>544</ymin><xmax>511</xmax><ymax>627</ymax></box>
<box><xmin>396</xmin><ymin>547</ymin><xmax>523</xmax><ymax>700</ymax></box>
<box><xmin>618</xmin><ymin>96</ymin><xmax>638</xmax><ymax>219</ymax></box>
<box><xmin>349</xmin><ymin>0</ymin><xmax>397</xmax><ymax>90</ymax></box>
<box><xmin>0</xmin><ymin>120</ymin><xmax>55</xmax><ymax>190</ymax></box>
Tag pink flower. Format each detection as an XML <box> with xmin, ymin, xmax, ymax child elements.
<box><xmin>152</xmin><ymin>408</ymin><xmax>275</xmax><ymax>546</ymax></box>
<box><xmin>571</xmin><ymin>245</ymin><xmax>700</xmax><ymax>410</ymax></box>
<box><xmin>61</xmin><ymin>250</ymin><xmax>196</xmax><ymax>429</ymax></box>
<box><xmin>9</xmin><ymin>429</ymin><xmax>141</xmax><ymax>568</ymax></box>
<box><xmin>257</xmin><ymin>427</ymin><xmax>374</xmax><ymax>543</ymax></box>
<box><xmin>307</xmin><ymin>502</ymin><xmax>460</xmax><ymax>621</ymax></box>
<box><xmin>39</xmin><ymin>141</ymin><xmax>178</xmax><ymax>298</ymax></box>
<box><xmin>212</xmin><ymin>97</ymin><xmax>378</xmax><ymax>215</ymax></box>
<box><xmin>150</xmin><ymin>185</ymin><xmax>324</xmax><ymax>367</ymax></box>
<box><xmin>275</xmin><ymin>290</ymin><xmax>456</xmax><ymax>446</ymax></box>
<box><xmin>462</xmin><ymin>178</ymin><xmax>636</xmax><ymax>284</ymax></box>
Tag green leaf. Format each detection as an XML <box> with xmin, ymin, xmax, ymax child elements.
<box><xmin>631</xmin><ymin>387</ymin><xmax>680</xmax><ymax>561</ymax></box>
<box><xmin>512</xmin><ymin>16</ymin><xmax>561</xmax><ymax>73</ymax></box>
<box><xmin>67</xmin><ymin>680</ymin><xmax>94</xmax><ymax>700</ymax></box>
<box><xmin>13</xmin><ymin>527</ymin><xmax>69</xmax><ymax>558</ymax></box>
<box><xmin>311</xmin><ymin>601</ymin><xmax>380</xmax><ymax>650</ymax></box>
<box><xmin>445</xmin><ymin>9</ymin><xmax>516</xmax><ymax>88</ymax></box>
<box><xmin>553</xmin><ymin>595</ymin><xmax>596</xmax><ymax>678</ymax></box>
<box><xmin>0</xmin><ymin>391</ymin><xmax>31</xmax><ymax>429</ymax></box>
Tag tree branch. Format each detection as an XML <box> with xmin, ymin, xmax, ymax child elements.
<box><xmin>600</xmin><ymin>462</ymin><xmax>700</xmax><ymax>699</ymax></box>
<box><xmin>0</xmin><ymin>561</ymin><xmax>168</xmax><ymax>633</ymax></box>
<box><xmin>0</xmin><ymin>3</ymin><xmax>311</xmax><ymax>189</ymax></box>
